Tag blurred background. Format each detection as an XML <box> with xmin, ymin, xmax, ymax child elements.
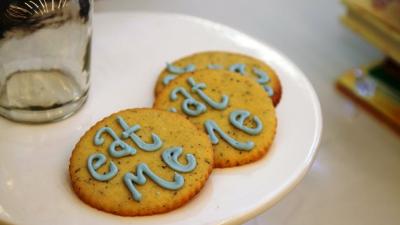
<box><xmin>94</xmin><ymin>0</ymin><xmax>400</xmax><ymax>225</ymax></box>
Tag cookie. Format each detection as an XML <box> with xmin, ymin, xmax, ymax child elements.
<box><xmin>154</xmin><ymin>70</ymin><xmax>277</xmax><ymax>168</ymax></box>
<box><xmin>69</xmin><ymin>108</ymin><xmax>214</xmax><ymax>216</ymax></box>
<box><xmin>154</xmin><ymin>51</ymin><xmax>282</xmax><ymax>106</ymax></box>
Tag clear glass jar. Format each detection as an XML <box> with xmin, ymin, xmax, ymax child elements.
<box><xmin>0</xmin><ymin>0</ymin><xmax>92</xmax><ymax>123</ymax></box>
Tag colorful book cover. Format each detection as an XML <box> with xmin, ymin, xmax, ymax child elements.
<box><xmin>336</xmin><ymin>59</ymin><xmax>400</xmax><ymax>133</ymax></box>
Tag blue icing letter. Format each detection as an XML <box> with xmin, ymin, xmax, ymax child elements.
<box><xmin>163</xmin><ymin>63</ymin><xmax>196</xmax><ymax>86</ymax></box>
<box><xmin>253</xmin><ymin>67</ymin><xmax>270</xmax><ymax>84</ymax></box>
<box><xmin>87</xmin><ymin>153</ymin><xmax>118</xmax><ymax>181</ymax></box>
<box><xmin>170</xmin><ymin>87</ymin><xmax>206</xmax><ymax>116</ymax></box>
<box><xmin>229</xmin><ymin>63</ymin><xmax>246</xmax><ymax>75</ymax></box>
<box><xmin>229</xmin><ymin>110</ymin><xmax>263</xmax><ymax>135</ymax></box>
<box><xmin>168</xmin><ymin>107</ymin><xmax>177</xmax><ymax>113</ymax></box>
<box><xmin>94</xmin><ymin>127</ymin><xmax>136</xmax><ymax>158</ymax></box>
<box><xmin>163</xmin><ymin>74</ymin><xmax>177</xmax><ymax>85</ymax></box>
<box><xmin>123</xmin><ymin>163</ymin><xmax>184</xmax><ymax>202</ymax></box>
<box><xmin>162</xmin><ymin>147</ymin><xmax>197</xmax><ymax>173</ymax></box>
<box><xmin>263</xmin><ymin>85</ymin><xmax>274</xmax><ymax>97</ymax></box>
<box><xmin>187</xmin><ymin>77</ymin><xmax>229</xmax><ymax>110</ymax></box>
<box><xmin>167</xmin><ymin>63</ymin><xmax>196</xmax><ymax>74</ymax></box>
<box><xmin>170</xmin><ymin>86</ymin><xmax>193</xmax><ymax>100</ymax></box>
<box><xmin>182</xmin><ymin>98</ymin><xmax>207</xmax><ymax>116</ymax></box>
<box><xmin>204</xmin><ymin>120</ymin><xmax>254</xmax><ymax>151</ymax></box>
<box><xmin>208</xmin><ymin>64</ymin><xmax>223</xmax><ymax>70</ymax></box>
<box><xmin>117</xmin><ymin>116</ymin><xmax>162</xmax><ymax>152</ymax></box>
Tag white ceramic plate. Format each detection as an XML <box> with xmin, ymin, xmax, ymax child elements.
<box><xmin>0</xmin><ymin>12</ymin><xmax>322</xmax><ymax>225</ymax></box>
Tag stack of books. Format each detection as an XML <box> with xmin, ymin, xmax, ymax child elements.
<box><xmin>338</xmin><ymin>0</ymin><xmax>400</xmax><ymax>133</ymax></box>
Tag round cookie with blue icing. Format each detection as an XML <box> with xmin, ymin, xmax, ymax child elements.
<box><xmin>154</xmin><ymin>51</ymin><xmax>282</xmax><ymax>106</ymax></box>
<box><xmin>69</xmin><ymin>109</ymin><xmax>214</xmax><ymax>216</ymax></box>
<box><xmin>154</xmin><ymin>70</ymin><xmax>277</xmax><ymax>168</ymax></box>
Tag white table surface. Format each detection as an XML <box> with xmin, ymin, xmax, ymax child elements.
<box><xmin>94</xmin><ymin>1</ymin><xmax>400</xmax><ymax>225</ymax></box>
